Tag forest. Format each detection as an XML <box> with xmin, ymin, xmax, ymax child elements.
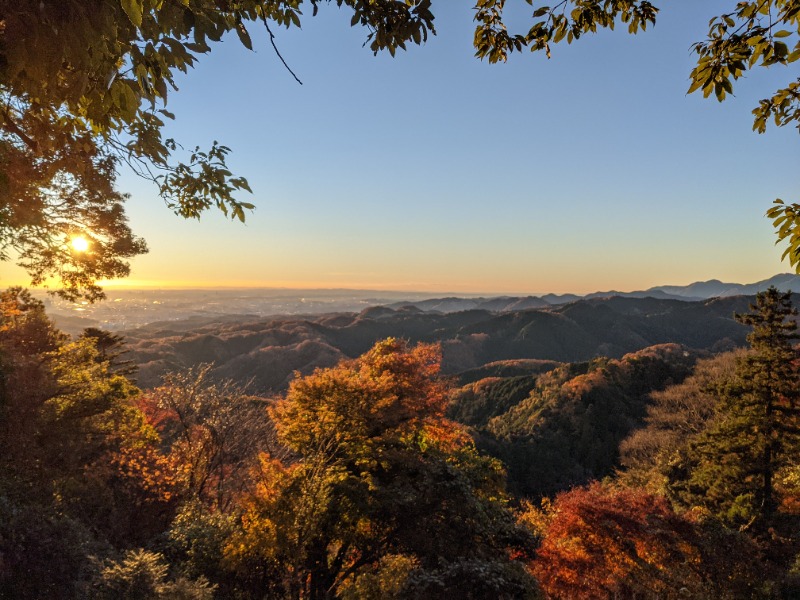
<box><xmin>1</xmin><ymin>286</ymin><xmax>799</xmax><ymax>599</ymax></box>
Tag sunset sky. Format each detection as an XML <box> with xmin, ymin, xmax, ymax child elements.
<box><xmin>2</xmin><ymin>1</ymin><xmax>798</xmax><ymax>295</ymax></box>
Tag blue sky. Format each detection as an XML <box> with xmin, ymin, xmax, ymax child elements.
<box><xmin>4</xmin><ymin>1</ymin><xmax>798</xmax><ymax>294</ymax></box>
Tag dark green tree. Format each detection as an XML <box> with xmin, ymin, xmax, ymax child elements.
<box><xmin>673</xmin><ymin>287</ymin><xmax>800</xmax><ymax>527</ymax></box>
<box><xmin>731</xmin><ymin>287</ymin><xmax>800</xmax><ymax>522</ymax></box>
<box><xmin>80</xmin><ymin>327</ymin><xmax>137</xmax><ymax>377</ymax></box>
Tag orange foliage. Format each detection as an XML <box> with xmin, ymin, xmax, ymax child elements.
<box><xmin>226</xmin><ymin>454</ymin><xmax>292</xmax><ymax>566</ymax></box>
<box><xmin>271</xmin><ymin>338</ymin><xmax>467</xmax><ymax>457</ymax></box>
<box><xmin>532</xmin><ymin>483</ymin><xmax>705</xmax><ymax>599</ymax></box>
<box><xmin>112</xmin><ymin>443</ymin><xmax>180</xmax><ymax>502</ymax></box>
<box><xmin>223</xmin><ymin>339</ymin><xmax>511</xmax><ymax>598</ymax></box>
<box><xmin>137</xmin><ymin>367</ymin><xmax>273</xmax><ymax>510</ymax></box>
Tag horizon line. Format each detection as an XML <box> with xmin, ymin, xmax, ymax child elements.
<box><xmin>22</xmin><ymin>271</ymin><xmax>794</xmax><ymax>302</ymax></box>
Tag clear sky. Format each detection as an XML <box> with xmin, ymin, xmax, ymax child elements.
<box><xmin>3</xmin><ymin>1</ymin><xmax>798</xmax><ymax>294</ymax></box>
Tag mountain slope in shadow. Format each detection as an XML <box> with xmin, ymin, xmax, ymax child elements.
<box><xmin>123</xmin><ymin>295</ymin><xmax>753</xmax><ymax>393</ymax></box>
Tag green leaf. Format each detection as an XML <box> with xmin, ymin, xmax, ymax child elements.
<box><xmin>120</xmin><ymin>0</ymin><xmax>143</xmax><ymax>28</ymax></box>
<box><xmin>687</xmin><ymin>77</ymin><xmax>704</xmax><ymax>95</ymax></box>
<box><xmin>236</xmin><ymin>22</ymin><xmax>253</xmax><ymax>50</ymax></box>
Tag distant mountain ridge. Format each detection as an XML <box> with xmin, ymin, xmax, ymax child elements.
<box><xmin>386</xmin><ymin>274</ymin><xmax>800</xmax><ymax>314</ymax></box>
<box><xmin>648</xmin><ymin>273</ymin><xmax>800</xmax><ymax>298</ymax></box>
<box><xmin>124</xmin><ymin>294</ymin><xmax>754</xmax><ymax>393</ymax></box>
<box><xmin>42</xmin><ymin>274</ymin><xmax>800</xmax><ymax>334</ymax></box>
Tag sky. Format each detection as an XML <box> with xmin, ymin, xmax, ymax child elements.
<box><xmin>3</xmin><ymin>1</ymin><xmax>799</xmax><ymax>295</ymax></box>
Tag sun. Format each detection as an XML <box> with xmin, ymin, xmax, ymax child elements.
<box><xmin>70</xmin><ymin>235</ymin><xmax>90</xmax><ymax>253</ymax></box>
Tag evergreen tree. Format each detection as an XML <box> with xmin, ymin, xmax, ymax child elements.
<box><xmin>80</xmin><ymin>327</ymin><xmax>138</xmax><ymax>377</ymax></box>
<box><xmin>676</xmin><ymin>287</ymin><xmax>800</xmax><ymax>527</ymax></box>
<box><xmin>734</xmin><ymin>287</ymin><xmax>800</xmax><ymax>522</ymax></box>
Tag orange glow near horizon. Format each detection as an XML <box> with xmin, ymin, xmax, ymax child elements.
<box><xmin>0</xmin><ymin>269</ymin><xmax>791</xmax><ymax>298</ymax></box>
<box><xmin>93</xmin><ymin>278</ymin><xmax>554</xmax><ymax>294</ymax></box>
<box><xmin>0</xmin><ymin>251</ymin><xmax>789</xmax><ymax>297</ymax></box>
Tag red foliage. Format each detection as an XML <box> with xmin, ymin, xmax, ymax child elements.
<box><xmin>136</xmin><ymin>392</ymin><xmax>179</xmax><ymax>431</ymax></box>
<box><xmin>532</xmin><ymin>483</ymin><xmax>704</xmax><ymax>599</ymax></box>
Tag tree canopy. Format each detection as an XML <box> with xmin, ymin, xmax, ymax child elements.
<box><xmin>2</xmin><ymin>1</ymin><xmax>799</xmax><ymax>298</ymax></box>
<box><xmin>666</xmin><ymin>287</ymin><xmax>800</xmax><ymax>529</ymax></box>
<box><xmin>226</xmin><ymin>338</ymin><xmax>537</xmax><ymax>599</ymax></box>
<box><xmin>526</xmin><ymin>482</ymin><xmax>762</xmax><ymax>599</ymax></box>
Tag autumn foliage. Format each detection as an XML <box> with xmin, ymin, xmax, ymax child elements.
<box><xmin>2</xmin><ymin>288</ymin><xmax>800</xmax><ymax>598</ymax></box>
<box><xmin>273</xmin><ymin>338</ymin><xmax>465</xmax><ymax>455</ymax></box>
<box><xmin>529</xmin><ymin>484</ymin><xmax>698</xmax><ymax>599</ymax></box>
<box><xmin>528</xmin><ymin>482</ymin><xmax>767</xmax><ymax>600</ymax></box>
<box><xmin>227</xmin><ymin>338</ymin><xmax>536</xmax><ymax>599</ymax></box>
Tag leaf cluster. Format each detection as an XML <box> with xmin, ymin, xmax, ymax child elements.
<box><xmin>474</xmin><ymin>0</ymin><xmax>657</xmax><ymax>62</ymax></box>
<box><xmin>681</xmin><ymin>2</ymin><xmax>800</xmax><ymax>270</ymax></box>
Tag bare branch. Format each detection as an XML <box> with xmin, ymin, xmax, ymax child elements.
<box><xmin>261</xmin><ymin>15</ymin><xmax>303</xmax><ymax>86</ymax></box>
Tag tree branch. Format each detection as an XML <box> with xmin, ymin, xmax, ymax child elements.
<box><xmin>1</xmin><ymin>107</ymin><xmax>39</xmax><ymax>153</ymax></box>
<box><xmin>261</xmin><ymin>15</ymin><xmax>303</xmax><ymax>85</ymax></box>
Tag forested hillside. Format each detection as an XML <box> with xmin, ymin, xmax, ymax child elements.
<box><xmin>2</xmin><ymin>287</ymin><xmax>800</xmax><ymax>599</ymax></box>
<box><xmin>0</xmin><ymin>291</ymin><xmax>537</xmax><ymax>598</ymax></box>
<box><xmin>456</xmin><ymin>345</ymin><xmax>699</xmax><ymax>497</ymax></box>
<box><xmin>124</xmin><ymin>295</ymin><xmax>752</xmax><ymax>392</ymax></box>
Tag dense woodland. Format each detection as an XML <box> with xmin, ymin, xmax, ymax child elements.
<box><xmin>1</xmin><ymin>287</ymin><xmax>800</xmax><ymax>599</ymax></box>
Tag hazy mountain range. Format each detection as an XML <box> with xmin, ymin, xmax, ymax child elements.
<box><xmin>124</xmin><ymin>295</ymin><xmax>754</xmax><ymax>392</ymax></box>
<box><xmin>385</xmin><ymin>273</ymin><xmax>800</xmax><ymax>313</ymax></box>
<box><xmin>45</xmin><ymin>273</ymin><xmax>800</xmax><ymax>334</ymax></box>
